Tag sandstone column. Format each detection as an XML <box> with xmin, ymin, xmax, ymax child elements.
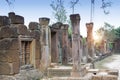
<box><xmin>62</xmin><ymin>24</ymin><xmax>69</xmax><ymax>64</ymax></box>
<box><xmin>39</xmin><ymin>18</ymin><xmax>51</xmax><ymax>71</ymax></box>
<box><xmin>86</xmin><ymin>22</ymin><xmax>94</xmax><ymax>62</ymax></box>
<box><xmin>70</xmin><ymin>14</ymin><xmax>81</xmax><ymax>77</ymax></box>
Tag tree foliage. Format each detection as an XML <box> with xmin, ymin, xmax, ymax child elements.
<box><xmin>5</xmin><ymin>0</ymin><xmax>15</xmax><ymax>5</ymax></box>
<box><xmin>95</xmin><ymin>22</ymin><xmax>116</xmax><ymax>42</ymax></box>
<box><xmin>70</xmin><ymin>0</ymin><xmax>80</xmax><ymax>14</ymax></box>
<box><xmin>50</xmin><ymin>0</ymin><xmax>67</xmax><ymax>23</ymax></box>
<box><xmin>115</xmin><ymin>26</ymin><xmax>120</xmax><ymax>38</ymax></box>
<box><xmin>101</xmin><ymin>0</ymin><xmax>112</xmax><ymax>14</ymax></box>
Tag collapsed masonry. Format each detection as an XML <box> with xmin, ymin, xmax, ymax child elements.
<box><xmin>0</xmin><ymin>12</ymin><xmax>113</xmax><ymax>78</ymax></box>
<box><xmin>0</xmin><ymin>12</ymin><xmax>51</xmax><ymax>75</ymax></box>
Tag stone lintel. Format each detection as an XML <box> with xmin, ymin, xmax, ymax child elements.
<box><xmin>19</xmin><ymin>35</ymin><xmax>33</xmax><ymax>41</ymax></box>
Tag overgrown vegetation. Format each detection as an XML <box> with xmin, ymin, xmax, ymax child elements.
<box><xmin>94</xmin><ymin>22</ymin><xmax>120</xmax><ymax>52</ymax></box>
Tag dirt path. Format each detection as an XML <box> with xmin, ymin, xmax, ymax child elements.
<box><xmin>95</xmin><ymin>54</ymin><xmax>120</xmax><ymax>79</ymax></box>
<box><xmin>95</xmin><ymin>54</ymin><xmax>120</xmax><ymax>69</ymax></box>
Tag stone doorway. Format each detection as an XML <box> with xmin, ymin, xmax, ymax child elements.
<box><xmin>19</xmin><ymin>36</ymin><xmax>35</xmax><ymax>67</ymax></box>
<box><xmin>51</xmin><ymin>32</ymin><xmax>58</xmax><ymax>63</ymax></box>
<box><xmin>21</xmin><ymin>41</ymin><xmax>31</xmax><ymax>65</ymax></box>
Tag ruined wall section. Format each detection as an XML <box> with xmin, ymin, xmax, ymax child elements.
<box><xmin>0</xmin><ymin>12</ymin><xmax>42</xmax><ymax>75</ymax></box>
<box><xmin>0</xmin><ymin>13</ymin><xmax>22</xmax><ymax>75</ymax></box>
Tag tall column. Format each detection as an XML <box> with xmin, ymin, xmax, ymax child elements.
<box><xmin>86</xmin><ymin>22</ymin><xmax>94</xmax><ymax>62</ymax></box>
<box><xmin>62</xmin><ymin>24</ymin><xmax>69</xmax><ymax>64</ymax></box>
<box><xmin>39</xmin><ymin>18</ymin><xmax>51</xmax><ymax>71</ymax></box>
<box><xmin>70</xmin><ymin>14</ymin><xmax>81</xmax><ymax>77</ymax></box>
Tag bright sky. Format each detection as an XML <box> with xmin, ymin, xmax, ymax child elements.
<box><xmin>0</xmin><ymin>0</ymin><xmax>120</xmax><ymax>37</ymax></box>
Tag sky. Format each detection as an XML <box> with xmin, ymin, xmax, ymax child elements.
<box><xmin>0</xmin><ymin>0</ymin><xmax>120</xmax><ymax>37</ymax></box>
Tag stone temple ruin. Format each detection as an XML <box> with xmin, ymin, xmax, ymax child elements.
<box><xmin>0</xmin><ymin>12</ymin><xmax>119</xmax><ymax>80</ymax></box>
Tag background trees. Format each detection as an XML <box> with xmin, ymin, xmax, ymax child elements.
<box><xmin>50</xmin><ymin>0</ymin><xmax>67</xmax><ymax>23</ymax></box>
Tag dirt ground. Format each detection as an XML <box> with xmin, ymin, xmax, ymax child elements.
<box><xmin>95</xmin><ymin>54</ymin><xmax>120</xmax><ymax>79</ymax></box>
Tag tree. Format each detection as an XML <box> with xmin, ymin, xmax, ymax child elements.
<box><xmin>5</xmin><ymin>0</ymin><xmax>15</xmax><ymax>5</ymax></box>
<box><xmin>101</xmin><ymin>0</ymin><xmax>112</xmax><ymax>14</ymax></box>
<box><xmin>95</xmin><ymin>22</ymin><xmax>116</xmax><ymax>42</ymax></box>
<box><xmin>50</xmin><ymin>0</ymin><xmax>67</xmax><ymax>23</ymax></box>
<box><xmin>115</xmin><ymin>26</ymin><xmax>120</xmax><ymax>38</ymax></box>
<box><xmin>70</xmin><ymin>0</ymin><xmax>80</xmax><ymax>14</ymax></box>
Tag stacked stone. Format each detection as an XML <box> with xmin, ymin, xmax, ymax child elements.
<box><xmin>0</xmin><ymin>13</ymin><xmax>20</xmax><ymax>75</ymax></box>
<box><xmin>70</xmin><ymin>14</ymin><xmax>81</xmax><ymax>77</ymax></box>
<box><xmin>39</xmin><ymin>18</ymin><xmax>51</xmax><ymax>72</ymax></box>
<box><xmin>9</xmin><ymin>12</ymin><xmax>29</xmax><ymax>35</ymax></box>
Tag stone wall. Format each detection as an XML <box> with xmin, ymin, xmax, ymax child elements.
<box><xmin>0</xmin><ymin>12</ymin><xmax>42</xmax><ymax>75</ymax></box>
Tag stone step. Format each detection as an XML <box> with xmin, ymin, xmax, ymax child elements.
<box><xmin>43</xmin><ymin>73</ymin><xmax>93</xmax><ymax>80</ymax></box>
<box><xmin>47</xmin><ymin>65</ymin><xmax>72</xmax><ymax>77</ymax></box>
<box><xmin>47</xmin><ymin>63</ymin><xmax>93</xmax><ymax>77</ymax></box>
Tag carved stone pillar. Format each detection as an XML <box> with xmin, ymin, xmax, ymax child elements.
<box><xmin>39</xmin><ymin>18</ymin><xmax>51</xmax><ymax>71</ymax></box>
<box><xmin>62</xmin><ymin>24</ymin><xmax>69</xmax><ymax>64</ymax></box>
<box><xmin>86</xmin><ymin>22</ymin><xmax>94</xmax><ymax>62</ymax></box>
<box><xmin>70</xmin><ymin>14</ymin><xmax>81</xmax><ymax>77</ymax></box>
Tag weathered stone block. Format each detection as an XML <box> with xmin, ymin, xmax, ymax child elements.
<box><xmin>0</xmin><ymin>38</ymin><xmax>19</xmax><ymax>64</ymax></box>
<box><xmin>70</xmin><ymin>14</ymin><xmax>80</xmax><ymax>34</ymax></box>
<box><xmin>0</xmin><ymin>63</ymin><xmax>11</xmax><ymax>75</ymax></box>
<box><xmin>87</xmin><ymin>69</ymin><xmax>99</xmax><ymax>74</ymax></box>
<box><xmin>10</xmin><ymin>24</ymin><xmax>28</xmax><ymax>35</ymax></box>
<box><xmin>39</xmin><ymin>17</ymin><xmax>50</xmax><ymax>26</ymax></box>
<box><xmin>0</xmin><ymin>38</ymin><xmax>19</xmax><ymax>50</ymax></box>
<box><xmin>108</xmin><ymin>69</ymin><xmax>119</xmax><ymax>76</ymax></box>
<box><xmin>0</xmin><ymin>26</ymin><xmax>18</xmax><ymax>39</ymax></box>
<box><xmin>102</xmin><ymin>75</ymin><xmax>118</xmax><ymax>80</ymax></box>
<box><xmin>29</xmin><ymin>22</ymin><xmax>39</xmax><ymax>30</ymax></box>
<box><xmin>35</xmin><ymin>59</ymin><xmax>40</xmax><ymax>69</ymax></box>
<box><xmin>9</xmin><ymin>14</ymin><xmax>24</xmax><ymax>24</ymax></box>
<box><xmin>92</xmin><ymin>75</ymin><xmax>102</xmax><ymax>80</ymax></box>
<box><xmin>8</xmin><ymin>12</ymin><xmax>15</xmax><ymax>18</ymax></box>
<box><xmin>13</xmin><ymin>62</ymin><xmax>20</xmax><ymax>74</ymax></box>
<box><xmin>0</xmin><ymin>16</ymin><xmax>10</xmax><ymax>27</ymax></box>
<box><xmin>30</xmin><ymin>30</ymin><xmax>40</xmax><ymax>40</ymax></box>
